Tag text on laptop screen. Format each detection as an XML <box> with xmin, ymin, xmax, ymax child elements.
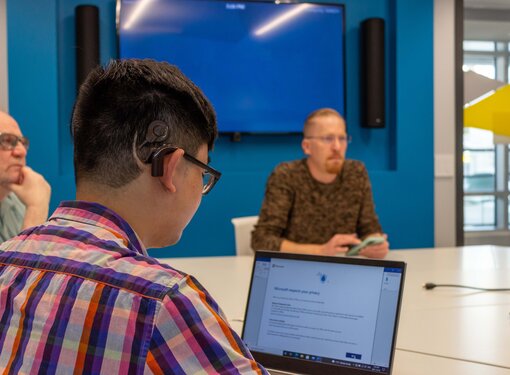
<box><xmin>243</xmin><ymin>256</ymin><xmax>403</xmax><ymax>374</ymax></box>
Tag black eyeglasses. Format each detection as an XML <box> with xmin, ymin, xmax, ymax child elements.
<box><xmin>147</xmin><ymin>145</ymin><xmax>221</xmax><ymax>195</ymax></box>
<box><xmin>0</xmin><ymin>133</ymin><xmax>29</xmax><ymax>151</ymax></box>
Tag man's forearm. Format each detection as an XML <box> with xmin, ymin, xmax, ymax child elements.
<box><xmin>251</xmin><ymin>225</ymin><xmax>284</xmax><ymax>251</ymax></box>
<box><xmin>9</xmin><ymin>166</ymin><xmax>51</xmax><ymax>231</ymax></box>
<box><xmin>280</xmin><ymin>239</ymin><xmax>323</xmax><ymax>254</ymax></box>
<box><xmin>22</xmin><ymin>204</ymin><xmax>49</xmax><ymax>230</ymax></box>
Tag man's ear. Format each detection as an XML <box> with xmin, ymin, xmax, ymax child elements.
<box><xmin>302</xmin><ymin>138</ymin><xmax>311</xmax><ymax>156</ymax></box>
<box><xmin>160</xmin><ymin>148</ymin><xmax>185</xmax><ymax>193</ymax></box>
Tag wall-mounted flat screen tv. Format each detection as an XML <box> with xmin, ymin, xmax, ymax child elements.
<box><xmin>118</xmin><ymin>0</ymin><xmax>345</xmax><ymax>133</ymax></box>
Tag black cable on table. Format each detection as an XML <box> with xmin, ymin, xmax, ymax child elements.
<box><xmin>423</xmin><ymin>282</ymin><xmax>510</xmax><ymax>291</ymax></box>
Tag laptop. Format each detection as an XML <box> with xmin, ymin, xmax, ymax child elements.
<box><xmin>242</xmin><ymin>251</ymin><xmax>406</xmax><ymax>375</ymax></box>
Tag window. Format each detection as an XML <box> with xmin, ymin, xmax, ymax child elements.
<box><xmin>463</xmin><ymin>41</ymin><xmax>495</xmax><ymax>52</ymax></box>
<box><xmin>463</xmin><ymin>54</ymin><xmax>496</xmax><ymax>80</ymax></box>
<box><xmin>463</xmin><ymin>40</ymin><xmax>510</xmax><ymax>234</ymax></box>
<box><xmin>464</xmin><ymin>195</ymin><xmax>495</xmax><ymax>230</ymax></box>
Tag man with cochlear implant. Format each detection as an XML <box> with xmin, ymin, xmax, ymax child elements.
<box><xmin>0</xmin><ymin>59</ymin><xmax>267</xmax><ymax>374</ymax></box>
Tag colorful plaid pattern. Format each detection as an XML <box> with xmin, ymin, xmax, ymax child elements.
<box><xmin>0</xmin><ymin>201</ymin><xmax>267</xmax><ymax>374</ymax></box>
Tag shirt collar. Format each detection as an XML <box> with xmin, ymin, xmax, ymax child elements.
<box><xmin>49</xmin><ymin>201</ymin><xmax>147</xmax><ymax>256</ymax></box>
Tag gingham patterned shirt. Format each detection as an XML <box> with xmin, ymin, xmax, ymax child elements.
<box><xmin>0</xmin><ymin>201</ymin><xmax>267</xmax><ymax>374</ymax></box>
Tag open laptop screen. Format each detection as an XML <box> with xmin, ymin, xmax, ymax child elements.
<box><xmin>242</xmin><ymin>251</ymin><xmax>406</xmax><ymax>375</ymax></box>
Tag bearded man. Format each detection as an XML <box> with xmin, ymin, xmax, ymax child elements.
<box><xmin>252</xmin><ymin>108</ymin><xmax>388</xmax><ymax>258</ymax></box>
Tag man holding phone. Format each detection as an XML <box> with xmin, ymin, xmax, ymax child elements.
<box><xmin>0</xmin><ymin>111</ymin><xmax>51</xmax><ymax>242</ymax></box>
<box><xmin>252</xmin><ymin>108</ymin><xmax>389</xmax><ymax>258</ymax></box>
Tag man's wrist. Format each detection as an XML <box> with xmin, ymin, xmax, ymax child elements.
<box><xmin>22</xmin><ymin>204</ymin><xmax>49</xmax><ymax>229</ymax></box>
<box><xmin>281</xmin><ymin>239</ymin><xmax>323</xmax><ymax>255</ymax></box>
<box><xmin>24</xmin><ymin>202</ymin><xmax>49</xmax><ymax>212</ymax></box>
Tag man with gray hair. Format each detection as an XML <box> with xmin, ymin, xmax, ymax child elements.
<box><xmin>0</xmin><ymin>111</ymin><xmax>51</xmax><ymax>242</ymax></box>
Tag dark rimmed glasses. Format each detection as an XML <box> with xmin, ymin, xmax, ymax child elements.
<box><xmin>0</xmin><ymin>133</ymin><xmax>30</xmax><ymax>151</ymax></box>
<box><xmin>147</xmin><ymin>145</ymin><xmax>221</xmax><ymax>195</ymax></box>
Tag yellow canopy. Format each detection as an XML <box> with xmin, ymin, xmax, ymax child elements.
<box><xmin>464</xmin><ymin>84</ymin><xmax>510</xmax><ymax>137</ymax></box>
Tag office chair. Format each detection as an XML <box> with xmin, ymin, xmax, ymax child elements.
<box><xmin>230</xmin><ymin>216</ymin><xmax>259</xmax><ymax>256</ymax></box>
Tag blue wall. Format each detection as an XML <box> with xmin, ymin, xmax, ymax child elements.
<box><xmin>7</xmin><ymin>0</ymin><xmax>433</xmax><ymax>257</ymax></box>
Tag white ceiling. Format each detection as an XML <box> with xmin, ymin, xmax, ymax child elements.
<box><xmin>464</xmin><ymin>0</ymin><xmax>510</xmax><ymax>9</ymax></box>
<box><xmin>465</xmin><ymin>20</ymin><xmax>510</xmax><ymax>40</ymax></box>
<box><xmin>465</xmin><ymin>1</ymin><xmax>510</xmax><ymax>41</ymax></box>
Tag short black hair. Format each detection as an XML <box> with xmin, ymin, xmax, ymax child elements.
<box><xmin>71</xmin><ymin>59</ymin><xmax>217</xmax><ymax>188</ymax></box>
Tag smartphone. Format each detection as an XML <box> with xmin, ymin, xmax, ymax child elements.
<box><xmin>346</xmin><ymin>236</ymin><xmax>385</xmax><ymax>256</ymax></box>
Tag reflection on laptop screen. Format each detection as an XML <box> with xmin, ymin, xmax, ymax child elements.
<box><xmin>242</xmin><ymin>253</ymin><xmax>405</xmax><ymax>374</ymax></box>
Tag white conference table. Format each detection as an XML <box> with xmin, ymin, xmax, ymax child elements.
<box><xmin>159</xmin><ymin>246</ymin><xmax>510</xmax><ymax>374</ymax></box>
<box><xmin>385</xmin><ymin>246</ymin><xmax>510</xmax><ymax>371</ymax></box>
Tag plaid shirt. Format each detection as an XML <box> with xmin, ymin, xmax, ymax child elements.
<box><xmin>0</xmin><ymin>201</ymin><xmax>267</xmax><ymax>374</ymax></box>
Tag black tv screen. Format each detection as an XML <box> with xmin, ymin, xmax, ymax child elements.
<box><xmin>118</xmin><ymin>0</ymin><xmax>345</xmax><ymax>133</ymax></box>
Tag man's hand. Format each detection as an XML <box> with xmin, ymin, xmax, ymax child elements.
<box><xmin>8</xmin><ymin>166</ymin><xmax>51</xmax><ymax>229</ymax></box>
<box><xmin>359</xmin><ymin>234</ymin><xmax>389</xmax><ymax>259</ymax></box>
<box><xmin>321</xmin><ymin>234</ymin><xmax>360</xmax><ymax>256</ymax></box>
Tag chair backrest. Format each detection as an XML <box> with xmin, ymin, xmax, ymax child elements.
<box><xmin>231</xmin><ymin>216</ymin><xmax>259</xmax><ymax>256</ymax></box>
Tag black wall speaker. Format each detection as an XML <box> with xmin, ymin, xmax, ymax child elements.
<box><xmin>75</xmin><ymin>5</ymin><xmax>100</xmax><ymax>90</ymax></box>
<box><xmin>360</xmin><ymin>18</ymin><xmax>385</xmax><ymax>128</ymax></box>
